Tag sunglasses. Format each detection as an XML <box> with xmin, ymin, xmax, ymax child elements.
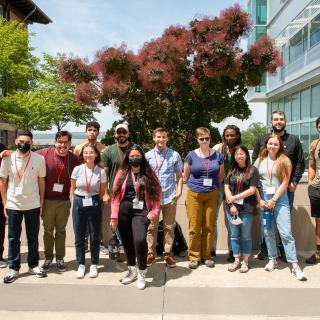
<box><xmin>198</xmin><ymin>137</ymin><xmax>210</xmax><ymax>142</ymax></box>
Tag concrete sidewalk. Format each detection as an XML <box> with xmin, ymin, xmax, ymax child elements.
<box><xmin>0</xmin><ymin>246</ymin><xmax>320</xmax><ymax>320</ymax></box>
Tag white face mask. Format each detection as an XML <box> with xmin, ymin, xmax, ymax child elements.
<box><xmin>231</xmin><ymin>215</ymin><xmax>243</xmax><ymax>225</ymax></box>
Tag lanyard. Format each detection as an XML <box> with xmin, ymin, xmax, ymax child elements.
<box><xmin>235</xmin><ymin>168</ymin><xmax>246</xmax><ymax>194</ymax></box>
<box><xmin>131</xmin><ymin>172</ymin><xmax>141</xmax><ymax>198</ymax></box>
<box><xmin>14</xmin><ymin>152</ymin><xmax>32</xmax><ymax>181</ymax></box>
<box><xmin>116</xmin><ymin>144</ymin><xmax>129</xmax><ymax>163</ymax></box>
<box><xmin>85</xmin><ymin>165</ymin><xmax>96</xmax><ymax>194</ymax></box>
<box><xmin>266</xmin><ymin>157</ymin><xmax>275</xmax><ymax>184</ymax></box>
<box><xmin>153</xmin><ymin>148</ymin><xmax>168</xmax><ymax>174</ymax></box>
<box><xmin>199</xmin><ymin>149</ymin><xmax>211</xmax><ymax>177</ymax></box>
<box><xmin>55</xmin><ymin>155</ymin><xmax>68</xmax><ymax>183</ymax></box>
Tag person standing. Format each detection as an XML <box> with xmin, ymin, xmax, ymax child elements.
<box><xmin>184</xmin><ymin>127</ymin><xmax>224</xmax><ymax>269</ymax></box>
<box><xmin>252</xmin><ymin>111</ymin><xmax>305</xmax><ymax>261</ymax></box>
<box><xmin>0</xmin><ymin>130</ymin><xmax>47</xmax><ymax>283</ymax></box>
<box><xmin>306</xmin><ymin>117</ymin><xmax>320</xmax><ymax>264</ymax></box>
<box><xmin>37</xmin><ymin>131</ymin><xmax>79</xmax><ymax>271</ymax></box>
<box><xmin>0</xmin><ymin>143</ymin><xmax>7</xmax><ymax>268</ymax></box>
<box><xmin>145</xmin><ymin>128</ymin><xmax>183</xmax><ymax>268</ymax></box>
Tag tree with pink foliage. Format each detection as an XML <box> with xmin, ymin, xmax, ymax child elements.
<box><xmin>60</xmin><ymin>4</ymin><xmax>281</xmax><ymax>155</ymax></box>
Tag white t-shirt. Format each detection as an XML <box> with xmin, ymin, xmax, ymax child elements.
<box><xmin>0</xmin><ymin>151</ymin><xmax>46</xmax><ymax>210</ymax></box>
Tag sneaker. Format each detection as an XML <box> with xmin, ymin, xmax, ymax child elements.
<box><xmin>188</xmin><ymin>260</ymin><xmax>199</xmax><ymax>269</ymax></box>
<box><xmin>100</xmin><ymin>244</ymin><xmax>109</xmax><ymax>255</ymax></box>
<box><xmin>76</xmin><ymin>264</ymin><xmax>85</xmax><ymax>279</ymax></box>
<box><xmin>0</xmin><ymin>260</ymin><xmax>7</xmax><ymax>268</ymax></box>
<box><xmin>264</xmin><ymin>259</ymin><xmax>278</xmax><ymax>272</ymax></box>
<box><xmin>42</xmin><ymin>259</ymin><xmax>52</xmax><ymax>271</ymax></box>
<box><xmin>239</xmin><ymin>261</ymin><xmax>249</xmax><ymax>273</ymax></box>
<box><xmin>3</xmin><ymin>269</ymin><xmax>19</xmax><ymax>283</ymax></box>
<box><xmin>147</xmin><ymin>254</ymin><xmax>155</xmax><ymax>267</ymax></box>
<box><xmin>305</xmin><ymin>252</ymin><xmax>320</xmax><ymax>265</ymax></box>
<box><xmin>121</xmin><ymin>266</ymin><xmax>137</xmax><ymax>285</ymax></box>
<box><xmin>56</xmin><ymin>259</ymin><xmax>67</xmax><ymax>272</ymax></box>
<box><xmin>28</xmin><ymin>266</ymin><xmax>47</xmax><ymax>278</ymax></box>
<box><xmin>89</xmin><ymin>264</ymin><xmax>98</xmax><ymax>278</ymax></box>
<box><xmin>117</xmin><ymin>251</ymin><xmax>126</xmax><ymax>263</ymax></box>
<box><xmin>228</xmin><ymin>260</ymin><xmax>240</xmax><ymax>272</ymax></box>
<box><xmin>164</xmin><ymin>255</ymin><xmax>176</xmax><ymax>268</ymax></box>
<box><xmin>204</xmin><ymin>259</ymin><xmax>215</xmax><ymax>268</ymax></box>
<box><xmin>292</xmin><ymin>266</ymin><xmax>307</xmax><ymax>281</ymax></box>
<box><xmin>227</xmin><ymin>251</ymin><xmax>235</xmax><ymax>263</ymax></box>
<box><xmin>137</xmin><ymin>269</ymin><xmax>147</xmax><ymax>290</ymax></box>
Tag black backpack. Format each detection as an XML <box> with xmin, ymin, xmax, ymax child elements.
<box><xmin>156</xmin><ymin>220</ymin><xmax>188</xmax><ymax>256</ymax></box>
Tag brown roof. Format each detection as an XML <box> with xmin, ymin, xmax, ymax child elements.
<box><xmin>9</xmin><ymin>0</ymin><xmax>52</xmax><ymax>24</ymax></box>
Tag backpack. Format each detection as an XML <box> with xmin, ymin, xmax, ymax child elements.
<box><xmin>156</xmin><ymin>220</ymin><xmax>188</xmax><ymax>256</ymax></box>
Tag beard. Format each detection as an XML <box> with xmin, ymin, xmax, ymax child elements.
<box><xmin>272</xmin><ymin>124</ymin><xmax>285</xmax><ymax>133</ymax></box>
<box><xmin>116</xmin><ymin>136</ymin><xmax>128</xmax><ymax>144</ymax></box>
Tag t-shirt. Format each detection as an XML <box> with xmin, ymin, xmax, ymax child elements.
<box><xmin>71</xmin><ymin>164</ymin><xmax>107</xmax><ymax>197</ymax></box>
<box><xmin>185</xmin><ymin>150</ymin><xmax>224</xmax><ymax>193</ymax></box>
<box><xmin>0</xmin><ymin>151</ymin><xmax>46</xmax><ymax>210</ymax></box>
<box><xmin>36</xmin><ymin>148</ymin><xmax>80</xmax><ymax>200</ymax></box>
<box><xmin>123</xmin><ymin>172</ymin><xmax>146</xmax><ymax>203</ymax></box>
<box><xmin>224</xmin><ymin>166</ymin><xmax>260</xmax><ymax>214</ymax></box>
<box><xmin>309</xmin><ymin>139</ymin><xmax>320</xmax><ymax>188</ymax></box>
<box><xmin>73</xmin><ymin>141</ymin><xmax>106</xmax><ymax>158</ymax></box>
<box><xmin>101</xmin><ymin>143</ymin><xmax>132</xmax><ymax>192</ymax></box>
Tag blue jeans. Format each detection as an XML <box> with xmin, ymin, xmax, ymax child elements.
<box><xmin>7</xmin><ymin>208</ymin><xmax>40</xmax><ymax>271</ymax></box>
<box><xmin>259</xmin><ymin>191</ymin><xmax>298</xmax><ymax>263</ymax></box>
<box><xmin>227</xmin><ymin>211</ymin><xmax>253</xmax><ymax>257</ymax></box>
<box><xmin>72</xmin><ymin>195</ymin><xmax>102</xmax><ymax>266</ymax></box>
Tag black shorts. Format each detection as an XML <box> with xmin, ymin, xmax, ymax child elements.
<box><xmin>308</xmin><ymin>185</ymin><xmax>320</xmax><ymax>218</ymax></box>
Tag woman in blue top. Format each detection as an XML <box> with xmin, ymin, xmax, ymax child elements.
<box><xmin>184</xmin><ymin>127</ymin><xmax>224</xmax><ymax>269</ymax></box>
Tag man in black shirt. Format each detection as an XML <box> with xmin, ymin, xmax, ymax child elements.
<box><xmin>252</xmin><ymin>111</ymin><xmax>305</xmax><ymax>261</ymax></box>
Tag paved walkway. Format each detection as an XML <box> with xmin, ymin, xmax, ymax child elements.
<box><xmin>0</xmin><ymin>247</ymin><xmax>320</xmax><ymax>319</ymax></box>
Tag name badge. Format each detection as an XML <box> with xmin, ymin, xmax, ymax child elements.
<box><xmin>234</xmin><ymin>198</ymin><xmax>244</xmax><ymax>205</ymax></box>
<box><xmin>318</xmin><ymin>169</ymin><xmax>320</xmax><ymax>176</ymax></box>
<box><xmin>15</xmin><ymin>186</ymin><xmax>23</xmax><ymax>195</ymax></box>
<box><xmin>133</xmin><ymin>198</ymin><xmax>144</xmax><ymax>210</ymax></box>
<box><xmin>53</xmin><ymin>183</ymin><xmax>64</xmax><ymax>193</ymax></box>
<box><xmin>83</xmin><ymin>196</ymin><xmax>93</xmax><ymax>207</ymax></box>
<box><xmin>203</xmin><ymin>178</ymin><xmax>213</xmax><ymax>187</ymax></box>
<box><xmin>266</xmin><ymin>186</ymin><xmax>276</xmax><ymax>195</ymax></box>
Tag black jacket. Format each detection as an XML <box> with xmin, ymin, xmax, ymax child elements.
<box><xmin>251</xmin><ymin>131</ymin><xmax>305</xmax><ymax>185</ymax></box>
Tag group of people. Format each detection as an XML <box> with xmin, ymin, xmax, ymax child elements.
<box><xmin>0</xmin><ymin>110</ymin><xmax>320</xmax><ymax>288</ymax></box>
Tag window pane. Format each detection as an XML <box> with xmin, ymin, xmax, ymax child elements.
<box><xmin>284</xmin><ymin>96</ymin><xmax>292</xmax><ymax>122</ymax></box>
<box><xmin>311</xmin><ymin>84</ymin><xmax>320</xmax><ymax>118</ymax></box>
<box><xmin>291</xmin><ymin>123</ymin><xmax>299</xmax><ymax>136</ymax></box>
<box><xmin>310</xmin><ymin>13</ymin><xmax>320</xmax><ymax>47</ymax></box>
<box><xmin>311</xmin><ymin>121</ymin><xmax>319</xmax><ymax>142</ymax></box>
<box><xmin>256</xmin><ymin>0</ymin><xmax>267</xmax><ymax>25</ymax></box>
<box><xmin>303</xmin><ymin>25</ymin><xmax>308</xmax><ymax>51</ymax></box>
<box><xmin>291</xmin><ymin>93</ymin><xmax>300</xmax><ymax>121</ymax></box>
<box><xmin>300</xmin><ymin>122</ymin><xmax>309</xmax><ymax>169</ymax></box>
<box><xmin>278</xmin><ymin>98</ymin><xmax>284</xmax><ymax>111</ymax></box>
<box><xmin>301</xmin><ymin>88</ymin><xmax>311</xmax><ymax>120</ymax></box>
<box><xmin>267</xmin><ymin>103</ymin><xmax>271</xmax><ymax>122</ymax></box>
<box><xmin>271</xmin><ymin>101</ymin><xmax>278</xmax><ymax>113</ymax></box>
<box><xmin>290</xmin><ymin>30</ymin><xmax>303</xmax><ymax>61</ymax></box>
<box><xmin>286</xmin><ymin>124</ymin><xmax>291</xmax><ymax>134</ymax></box>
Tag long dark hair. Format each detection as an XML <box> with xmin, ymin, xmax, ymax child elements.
<box><xmin>113</xmin><ymin>144</ymin><xmax>160</xmax><ymax>202</ymax></box>
<box><xmin>226</xmin><ymin>144</ymin><xmax>253</xmax><ymax>181</ymax></box>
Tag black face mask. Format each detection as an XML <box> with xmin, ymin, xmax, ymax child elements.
<box><xmin>17</xmin><ymin>142</ymin><xmax>31</xmax><ymax>154</ymax></box>
<box><xmin>129</xmin><ymin>157</ymin><xmax>142</xmax><ymax>167</ymax></box>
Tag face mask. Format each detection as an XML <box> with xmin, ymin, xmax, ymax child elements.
<box><xmin>231</xmin><ymin>215</ymin><xmax>243</xmax><ymax>225</ymax></box>
<box><xmin>129</xmin><ymin>157</ymin><xmax>142</xmax><ymax>167</ymax></box>
<box><xmin>17</xmin><ymin>142</ymin><xmax>31</xmax><ymax>154</ymax></box>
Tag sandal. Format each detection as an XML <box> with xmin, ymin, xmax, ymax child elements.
<box><xmin>228</xmin><ymin>260</ymin><xmax>240</xmax><ymax>272</ymax></box>
<box><xmin>239</xmin><ymin>261</ymin><xmax>249</xmax><ymax>273</ymax></box>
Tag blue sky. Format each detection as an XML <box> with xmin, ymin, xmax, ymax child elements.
<box><xmin>30</xmin><ymin>0</ymin><xmax>266</xmax><ymax>133</ymax></box>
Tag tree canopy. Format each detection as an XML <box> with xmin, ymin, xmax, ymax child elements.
<box><xmin>241</xmin><ymin>122</ymin><xmax>267</xmax><ymax>150</ymax></box>
<box><xmin>60</xmin><ymin>5</ymin><xmax>282</xmax><ymax>155</ymax></box>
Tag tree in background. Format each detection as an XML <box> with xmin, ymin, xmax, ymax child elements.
<box><xmin>60</xmin><ymin>5</ymin><xmax>282</xmax><ymax>156</ymax></box>
<box><xmin>241</xmin><ymin>122</ymin><xmax>267</xmax><ymax>150</ymax></box>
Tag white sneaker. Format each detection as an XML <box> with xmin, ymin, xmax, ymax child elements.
<box><xmin>76</xmin><ymin>264</ymin><xmax>85</xmax><ymax>279</ymax></box>
<box><xmin>121</xmin><ymin>266</ymin><xmax>137</xmax><ymax>285</ymax></box>
<box><xmin>137</xmin><ymin>269</ymin><xmax>147</xmax><ymax>290</ymax></box>
<box><xmin>0</xmin><ymin>260</ymin><xmax>7</xmax><ymax>268</ymax></box>
<box><xmin>292</xmin><ymin>266</ymin><xmax>307</xmax><ymax>281</ymax></box>
<box><xmin>264</xmin><ymin>259</ymin><xmax>278</xmax><ymax>272</ymax></box>
<box><xmin>89</xmin><ymin>264</ymin><xmax>98</xmax><ymax>278</ymax></box>
<box><xmin>3</xmin><ymin>269</ymin><xmax>19</xmax><ymax>283</ymax></box>
<box><xmin>28</xmin><ymin>266</ymin><xmax>47</xmax><ymax>278</ymax></box>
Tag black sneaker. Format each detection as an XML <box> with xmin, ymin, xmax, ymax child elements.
<box><xmin>56</xmin><ymin>259</ymin><xmax>67</xmax><ymax>272</ymax></box>
<box><xmin>227</xmin><ymin>251</ymin><xmax>235</xmax><ymax>263</ymax></box>
<box><xmin>28</xmin><ymin>266</ymin><xmax>47</xmax><ymax>278</ymax></box>
<box><xmin>3</xmin><ymin>269</ymin><xmax>19</xmax><ymax>283</ymax></box>
<box><xmin>42</xmin><ymin>259</ymin><xmax>52</xmax><ymax>270</ymax></box>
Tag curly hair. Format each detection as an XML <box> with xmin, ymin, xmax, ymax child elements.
<box><xmin>222</xmin><ymin>125</ymin><xmax>242</xmax><ymax>146</ymax></box>
<box><xmin>112</xmin><ymin>144</ymin><xmax>160</xmax><ymax>202</ymax></box>
<box><xmin>79</xmin><ymin>143</ymin><xmax>101</xmax><ymax>165</ymax></box>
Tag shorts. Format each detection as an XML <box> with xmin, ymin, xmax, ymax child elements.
<box><xmin>308</xmin><ymin>185</ymin><xmax>320</xmax><ymax>218</ymax></box>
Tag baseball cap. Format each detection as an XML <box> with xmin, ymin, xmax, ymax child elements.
<box><xmin>115</xmin><ymin>122</ymin><xmax>129</xmax><ymax>133</ymax></box>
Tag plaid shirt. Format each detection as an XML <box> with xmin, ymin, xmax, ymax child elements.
<box><xmin>145</xmin><ymin>147</ymin><xmax>183</xmax><ymax>205</ymax></box>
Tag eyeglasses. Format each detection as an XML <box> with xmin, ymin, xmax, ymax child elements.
<box><xmin>198</xmin><ymin>137</ymin><xmax>210</xmax><ymax>142</ymax></box>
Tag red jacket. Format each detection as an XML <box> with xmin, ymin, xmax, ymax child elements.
<box><xmin>111</xmin><ymin>169</ymin><xmax>161</xmax><ymax>220</ymax></box>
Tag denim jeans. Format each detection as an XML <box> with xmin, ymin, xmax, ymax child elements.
<box><xmin>259</xmin><ymin>191</ymin><xmax>298</xmax><ymax>263</ymax></box>
<box><xmin>72</xmin><ymin>195</ymin><xmax>102</xmax><ymax>266</ymax></box>
<box><xmin>226</xmin><ymin>211</ymin><xmax>253</xmax><ymax>257</ymax></box>
<box><xmin>7</xmin><ymin>208</ymin><xmax>40</xmax><ymax>271</ymax></box>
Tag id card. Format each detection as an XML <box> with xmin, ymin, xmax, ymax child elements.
<box><xmin>266</xmin><ymin>186</ymin><xmax>276</xmax><ymax>195</ymax></box>
<box><xmin>203</xmin><ymin>178</ymin><xmax>213</xmax><ymax>187</ymax></box>
<box><xmin>83</xmin><ymin>196</ymin><xmax>93</xmax><ymax>207</ymax></box>
<box><xmin>53</xmin><ymin>183</ymin><xmax>64</xmax><ymax>193</ymax></box>
<box><xmin>234</xmin><ymin>198</ymin><xmax>244</xmax><ymax>205</ymax></box>
<box><xmin>15</xmin><ymin>186</ymin><xmax>23</xmax><ymax>195</ymax></box>
<box><xmin>133</xmin><ymin>198</ymin><xmax>144</xmax><ymax>210</ymax></box>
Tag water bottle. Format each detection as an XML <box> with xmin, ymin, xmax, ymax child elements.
<box><xmin>263</xmin><ymin>209</ymin><xmax>272</xmax><ymax>231</ymax></box>
<box><xmin>108</xmin><ymin>232</ymin><xmax>120</xmax><ymax>260</ymax></box>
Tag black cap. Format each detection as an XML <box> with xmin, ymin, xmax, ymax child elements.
<box><xmin>16</xmin><ymin>130</ymin><xmax>33</xmax><ymax>139</ymax></box>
